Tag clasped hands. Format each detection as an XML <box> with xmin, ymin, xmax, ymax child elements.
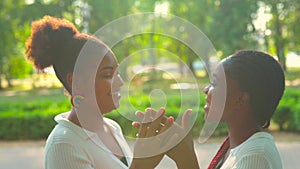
<box><xmin>130</xmin><ymin>108</ymin><xmax>199</xmax><ymax>169</ymax></box>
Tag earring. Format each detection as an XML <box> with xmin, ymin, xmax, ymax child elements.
<box><xmin>71</xmin><ymin>95</ymin><xmax>85</xmax><ymax>108</ymax></box>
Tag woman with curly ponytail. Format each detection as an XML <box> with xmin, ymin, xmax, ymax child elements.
<box><xmin>26</xmin><ymin>16</ymin><xmax>132</xmax><ymax>169</ymax></box>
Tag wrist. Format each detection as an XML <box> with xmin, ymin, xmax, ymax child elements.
<box><xmin>130</xmin><ymin>158</ymin><xmax>157</xmax><ymax>169</ymax></box>
<box><xmin>175</xmin><ymin>153</ymin><xmax>199</xmax><ymax>169</ymax></box>
<box><xmin>168</xmin><ymin>147</ymin><xmax>198</xmax><ymax>169</ymax></box>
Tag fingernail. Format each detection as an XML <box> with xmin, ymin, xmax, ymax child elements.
<box><xmin>135</xmin><ymin>111</ymin><xmax>141</xmax><ymax>117</ymax></box>
<box><xmin>158</xmin><ymin>108</ymin><xmax>165</xmax><ymax>115</ymax></box>
<box><xmin>187</xmin><ymin>109</ymin><xmax>192</xmax><ymax>116</ymax></box>
<box><xmin>168</xmin><ymin>116</ymin><xmax>174</xmax><ymax>123</ymax></box>
<box><xmin>132</xmin><ymin>122</ymin><xmax>139</xmax><ymax>128</ymax></box>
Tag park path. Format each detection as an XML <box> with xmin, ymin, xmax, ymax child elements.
<box><xmin>0</xmin><ymin>140</ymin><xmax>299</xmax><ymax>169</ymax></box>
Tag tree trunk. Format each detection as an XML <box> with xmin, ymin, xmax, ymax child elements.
<box><xmin>279</xmin><ymin>124</ymin><xmax>284</xmax><ymax>131</ymax></box>
<box><xmin>0</xmin><ymin>77</ymin><xmax>3</xmax><ymax>90</ymax></box>
<box><xmin>7</xmin><ymin>79</ymin><xmax>13</xmax><ymax>87</ymax></box>
<box><xmin>273</xmin><ymin>3</ymin><xmax>287</xmax><ymax>71</ymax></box>
<box><xmin>275</xmin><ymin>44</ymin><xmax>287</xmax><ymax>70</ymax></box>
<box><xmin>188</xmin><ymin>60</ymin><xmax>195</xmax><ymax>76</ymax></box>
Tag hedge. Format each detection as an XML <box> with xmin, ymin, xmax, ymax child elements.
<box><xmin>273</xmin><ymin>87</ymin><xmax>300</xmax><ymax>131</ymax></box>
<box><xmin>0</xmin><ymin>86</ymin><xmax>299</xmax><ymax>140</ymax></box>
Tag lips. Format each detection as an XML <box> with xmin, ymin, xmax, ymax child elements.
<box><xmin>108</xmin><ymin>89</ymin><xmax>121</xmax><ymax>99</ymax></box>
<box><xmin>109</xmin><ymin>91</ymin><xmax>120</xmax><ymax>96</ymax></box>
<box><xmin>204</xmin><ymin>104</ymin><xmax>209</xmax><ymax>112</ymax></box>
<box><xmin>204</xmin><ymin>97</ymin><xmax>211</xmax><ymax>119</ymax></box>
<box><xmin>108</xmin><ymin>90</ymin><xmax>121</xmax><ymax>108</ymax></box>
<box><xmin>112</xmin><ymin>92</ymin><xmax>121</xmax><ymax>99</ymax></box>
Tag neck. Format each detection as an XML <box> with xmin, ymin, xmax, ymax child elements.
<box><xmin>68</xmin><ymin>107</ymin><xmax>105</xmax><ymax>132</ymax></box>
<box><xmin>226</xmin><ymin>117</ymin><xmax>262</xmax><ymax>149</ymax></box>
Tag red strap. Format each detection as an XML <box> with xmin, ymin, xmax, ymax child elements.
<box><xmin>207</xmin><ymin>135</ymin><xmax>230</xmax><ymax>169</ymax></box>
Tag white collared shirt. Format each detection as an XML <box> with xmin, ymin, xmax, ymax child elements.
<box><xmin>45</xmin><ymin>112</ymin><xmax>132</xmax><ymax>169</ymax></box>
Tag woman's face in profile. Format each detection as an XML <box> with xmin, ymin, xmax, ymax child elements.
<box><xmin>203</xmin><ymin>62</ymin><xmax>243</xmax><ymax>123</ymax></box>
<box><xmin>94</xmin><ymin>53</ymin><xmax>124</xmax><ymax>114</ymax></box>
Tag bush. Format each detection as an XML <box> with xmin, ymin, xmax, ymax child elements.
<box><xmin>0</xmin><ymin>88</ymin><xmax>211</xmax><ymax>140</ymax></box>
<box><xmin>0</xmin><ymin>115</ymin><xmax>56</xmax><ymax>140</ymax></box>
<box><xmin>1</xmin><ymin>85</ymin><xmax>299</xmax><ymax>140</ymax></box>
<box><xmin>0</xmin><ymin>90</ymin><xmax>70</xmax><ymax>140</ymax></box>
<box><xmin>272</xmin><ymin>88</ymin><xmax>300</xmax><ymax>131</ymax></box>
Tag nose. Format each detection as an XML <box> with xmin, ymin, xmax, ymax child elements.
<box><xmin>114</xmin><ymin>73</ymin><xmax>124</xmax><ymax>88</ymax></box>
<box><xmin>118</xmin><ymin>74</ymin><xmax>124</xmax><ymax>86</ymax></box>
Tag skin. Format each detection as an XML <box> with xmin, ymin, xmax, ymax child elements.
<box><xmin>94</xmin><ymin>52</ymin><xmax>124</xmax><ymax>114</ymax></box>
<box><xmin>132</xmin><ymin>108</ymin><xmax>199</xmax><ymax>169</ymax></box>
<box><xmin>66</xmin><ymin>52</ymin><xmax>125</xmax><ymax>159</ymax></box>
<box><xmin>133</xmin><ymin>54</ymin><xmax>282</xmax><ymax>168</ymax></box>
<box><xmin>65</xmin><ymin>51</ymin><xmax>195</xmax><ymax>168</ymax></box>
<box><xmin>134</xmin><ymin>60</ymin><xmax>266</xmax><ymax>168</ymax></box>
<box><xmin>204</xmin><ymin>62</ymin><xmax>263</xmax><ymax>150</ymax></box>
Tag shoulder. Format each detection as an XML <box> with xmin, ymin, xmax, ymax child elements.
<box><xmin>45</xmin><ymin>115</ymin><xmax>90</xmax><ymax>152</ymax></box>
<box><xmin>104</xmin><ymin>117</ymin><xmax>122</xmax><ymax>132</ymax></box>
<box><xmin>228</xmin><ymin>132</ymin><xmax>282</xmax><ymax>169</ymax></box>
<box><xmin>46</xmin><ymin>121</ymin><xmax>81</xmax><ymax>144</ymax></box>
<box><xmin>45</xmin><ymin>142</ymin><xmax>92</xmax><ymax>169</ymax></box>
<box><xmin>45</xmin><ymin>124</ymin><xmax>82</xmax><ymax>156</ymax></box>
<box><xmin>235</xmin><ymin>132</ymin><xmax>277</xmax><ymax>154</ymax></box>
<box><xmin>233</xmin><ymin>154</ymin><xmax>272</xmax><ymax>169</ymax></box>
<box><xmin>45</xmin><ymin>123</ymin><xmax>93</xmax><ymax>169</ymax></box>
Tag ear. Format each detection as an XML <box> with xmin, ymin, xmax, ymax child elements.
<box><xmin>236</xmin><ymin>92</ymin><xmax>251</xmax><ymax>110</ymax></box>
<box><xmin>66</xmin><ymin>72</ymin><xmax>73</xmax><ymax>91</ymax></box>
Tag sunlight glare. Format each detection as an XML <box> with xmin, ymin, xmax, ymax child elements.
<box><xmin>155</xmin><ymin>2</ymin><xmax>169</xmax><ymax>17</ymax></box>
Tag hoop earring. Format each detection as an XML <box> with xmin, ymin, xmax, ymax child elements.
<box><xmin>71</xmin><ymin>95</ymin><xmax>85</xmax><ymax>108</ymax></box>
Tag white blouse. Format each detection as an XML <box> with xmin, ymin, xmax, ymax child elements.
<box><xmin>45</xmin><ymin>112</ymin><xmax>132</xmax><ymax>169</ymax></box>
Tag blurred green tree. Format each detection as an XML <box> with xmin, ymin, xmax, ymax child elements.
<box><xmin>87</xmin><ymin>0</ymin><xmax>135</xmax><ymax>33</ymax></box>
<box><xmin>0</xmin><ymin>0</ymin><xmax>77</xmax><ymax>89</ymax></box>
<box><xmin>264</xmin><ymin>0</ymin><xmax>299</xmax><ymax>70</ymax></box>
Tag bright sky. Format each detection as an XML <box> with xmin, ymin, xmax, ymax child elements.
<box><xmin>253</xmin><ymin>2</ymin><xmax>272</xmax><ymax>33</ymax></box>
<box><xmin>154</xmin><ymin>2</ymin><xmax>169</xmax><ymax>15</ymax></box>
<box><xmin>286</xmin><ymin>52</ymin><xmax>300</xmax><ymax>68</ymax></box>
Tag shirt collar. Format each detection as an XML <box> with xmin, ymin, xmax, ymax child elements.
<box><xmin>55</xmin><ymin>112</ymin><xmax>98</xmax><ymax>140</ymax></box>
<box><xmin>54</xmin><ymin>112</ymin><xmax>119</xmax><ymax>140</ymax></box>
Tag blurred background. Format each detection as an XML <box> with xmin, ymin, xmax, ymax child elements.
<box><xmin>0</xmin><ymin>0</ymin><xmax>299</xmax><ymax>168</ymax></box>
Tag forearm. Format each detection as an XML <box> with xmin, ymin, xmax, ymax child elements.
<box><xmin>129</xmin><ymin>158</ymin><xmax>157</xmax><ymax>169</ymax></box>
<box><xmin>174</xmin><ymin>149</ymin><xmax>199</xmax><ymax>169</ymax></box>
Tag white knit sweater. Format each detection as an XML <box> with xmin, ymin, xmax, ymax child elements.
<box><xmin>221</xmin><ymin>132</ymin><xmax>282</xmax><ymax>169</ymax></box>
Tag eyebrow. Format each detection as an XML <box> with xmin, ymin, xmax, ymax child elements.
<box><xmin>99</xmin><ymin>66</ymin><xmax>114</xmax><ymax>72</ymax></box>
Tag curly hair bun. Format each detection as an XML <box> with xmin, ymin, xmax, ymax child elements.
<box><xmin>25</xmin><ymin>16</ymin><xmax>79</xmax><ymax>70</ymax></box>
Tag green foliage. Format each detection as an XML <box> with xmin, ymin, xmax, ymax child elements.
<box><xmin>0</xmin><ymin>86</ymin><xmax>206</xmax><ymax>140</ymax></box>
<box><xmin>285</xmin><ymin>67</ymin><xmax>300</xmax><ymax>81</ymax></box>
<box><xmin>169</xmin><ymin>0</ymin><xmax>259</xmax><ymax>57</ymax></box>
<box><xmin>4</xmin><ymin>56</ymin><xmax>32</xmax><ymax>79</ymax></box>
<box><xmin>263</xmin><ymin>0</ymin><xmax>300</xmax><ymax>70</ymax></box>
<box><xmin>1</xmin><ymin>0</ymin><xmax>300</xmax><ymax>140</ymax></box>
<box><xmin>0</xmin><ymin>115</ymin><xmax>56</xmax><ymax>140</ymax></box>
<box><xmin>0</xmin><ymin>0</ymin><xmax>77</xmax><ymax>89</ymax></box>
<box><xmin>88</xmin><ymin>0</ymin><xmax>135</xmax><ymax>33</ymax></box>
<box><xmin>273</xmin><ymin>88</ymin><xmax>300</xmax><ymax>131</ymax></box>
<box><xmin>2</xmin><ymin>0</ymin><xmax>300</xmax><ymax>90</ymax></box>
<box><xmin>0</xmin><ymin>85</ymin><xmax>300</xmax><ymax>140</ymax></box>
<box><xmin>0</xmin><ymin>89</ymin><xmax>70</xmax><ymax>140</ymax></box>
